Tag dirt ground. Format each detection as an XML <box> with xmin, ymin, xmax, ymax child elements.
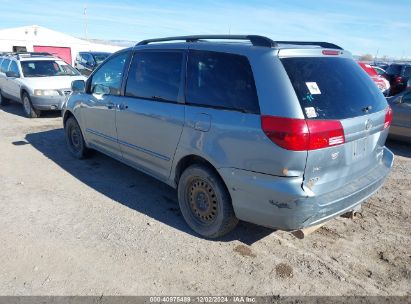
<box><xmin>0</xmin><ymin>103</ymin><xmax>410</xmax><ymax>296</ymax></box>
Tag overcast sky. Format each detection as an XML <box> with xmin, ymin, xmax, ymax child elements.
<box><xmin>1</xmin><ymin>0</ymin><xmax>410</xmax><ymax>58</ymax></box>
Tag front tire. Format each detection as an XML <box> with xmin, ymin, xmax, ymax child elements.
<box><xmin>178</xmin><ymin>164</ymin><xmax>238</xmax><ymax>238</ymax></box>
<box><xmin>22</xmin><ymin>93</ymin><xmax>40</xmax><ymax>118</ymax></box>
<box><xmin>64</xmin><ymin>117</ymin><xmax>90</xmax><ymax>159</ymax></box>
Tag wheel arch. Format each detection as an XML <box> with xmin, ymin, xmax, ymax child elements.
<box><xmin>63</xmin><ymin>110</ymin><xmax>75</xmax><ymax>127</ymax></box>
<box><xmin>173</xmin><ymin>154</ymin><xmax>228</xmax><ymax>190</ymax></box>
<box><xmin>20</xmin><ymin>87</ymin><xmax>31</xmax><ymax>100</ymax></box>
<box><xmin>63</xmin><ymin>109</ymin><xmax>88</xmax><ymax>148</ymax></box>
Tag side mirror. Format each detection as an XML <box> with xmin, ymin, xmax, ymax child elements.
<box><xmin>71</xmin><ymin>80</ymin><xmax>86</xmax><ymax>93</ymax></box>
<box><xmin>6</xmin><ymin>71</ymin><xmax>19</xmax><ymax>78</ymax></box>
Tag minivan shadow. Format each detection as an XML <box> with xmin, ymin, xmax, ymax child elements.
<box><xmin>25</xmin><ymin>128</ymin><xmax>274</xmax><ymax>244</ymax></box>
<box><xmin>1</xmin><ymin>102</ymin><xmax>61</xmax><ymax>118</ymax></box>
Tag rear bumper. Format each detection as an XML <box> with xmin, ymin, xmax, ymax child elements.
<box><xmin>219</xmin><ymin>147</ymin><xmax>394</xmax><ymax>231</ymax></box>
<box><xmin>31</xmin><ymin>95</ymin><xmax>66</xmax><ymax>110</ymax></box>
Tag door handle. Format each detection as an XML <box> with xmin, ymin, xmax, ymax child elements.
<box><xmin>107</xmin><ymin>102</ymin><xmax>115</xmax><ymax>109</ymax></box>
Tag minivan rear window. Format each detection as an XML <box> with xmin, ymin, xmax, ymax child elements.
<box><xmin>281</xmin><ymin>57</ymin><xmax>387</xmax><ymax>120</ymax></box>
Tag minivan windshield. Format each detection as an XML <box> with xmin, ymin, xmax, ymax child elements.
<box><xmin>281</xmin><ymin>57</ymin><xmax>387</xmax><ymax>119</ymax></box>
<box><xmin>21</xmin><ymin>60</ymin><xmax>80</xmax><ymax>77</ymax></box>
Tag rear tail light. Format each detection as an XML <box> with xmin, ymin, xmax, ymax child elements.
<box><xmin>306</xmin><ymin>120</ymin><xmax>345</xmax><ymax>149</ymax></box>
<box><xmin>261</xmin><ymin>116</ymin><xmax>345</xmax><ymax>151</ymax></box>
<box><xmin>384</xmin><ymin>106</ymin><xmax>393</xmax><ymax>129</ymax></box>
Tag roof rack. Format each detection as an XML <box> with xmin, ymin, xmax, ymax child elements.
<box><xmin>1</xmin><ymin>52</ymin><xmax>54</xmax><ymax>59</ymax></box>
<box><xmin>275</xmin><ymin>41</ymin><xmax>343</xmax><ymax>50</ymax></box>
<box><xmin>137</xmin><ymin>35</ymin><xmax>277</xmax><ymax>47</ymax></box>
<box><xmin>16</xmin><ymin>52</ymin><xmax>54</xmax><ymax>58</ymax></box>
<box><xmin>136</xmin><ymin>35</ymin><xmax>344</xmax><ymax>50</ymax></box>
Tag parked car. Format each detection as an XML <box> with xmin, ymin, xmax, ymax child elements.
<box><xmin>358</xmin><ymin>62</ymin><xmax>390</xmax><ymax>95</ymax></box>
<box><xmin>383</xmin><ymin>63</ymin><xmax>411</xmax><ymax>96</ymax></box>
<box><xmin>74</xmin><ymin>52</ymin><xmax>112</xmax><ymax>76</ymax></box>
<box><xmin>0</xmin><ymin>52</ymin><xmax>86</xmax><ymax>118</ymax></box>
<box><xmin>63</xmin><ymin>35</ymin><xmax>394</xmax><ymax>238</ymax></box>
<box><xmin>373</xmin><ymin>62</ymin><xmax>389</xmax><ymax>70</ymax></box>
<box><xmin>386</xmin><ymin>89</ymin><xmax>411</xmax><ymax>142</ymax></box>
<box><xmin>372</xmin><ymin>65</ymin><xmax>386</xmax><ymax>76</ymax></box>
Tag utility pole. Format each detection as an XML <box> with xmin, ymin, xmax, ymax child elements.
<box><xmin>84</xmin><ymin>4</ymin><xmax>88</xmax><ymax>41</ymax></box>
<box><xmin>375</xmin><ymin>48</ymin><xmax>379</xmax><ymax>63</ymax></box>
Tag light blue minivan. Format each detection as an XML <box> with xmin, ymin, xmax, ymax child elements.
<box><xmin>62</xmin><ymin>35</ymin><xmax>394</xmax><ymax>238</ymax></box>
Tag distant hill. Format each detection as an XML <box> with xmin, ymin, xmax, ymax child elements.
<box><xmin>86</xmin><ymin>38</ymin><xmax>136</xmax><ymax>47</ymax></box>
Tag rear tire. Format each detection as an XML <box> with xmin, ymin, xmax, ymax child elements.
<box><xmin>0</xmin><ymin>90</ymin><xmax>8</xmax><ymax>106</ymax></box>
<box><xmin>178</xmin><ymin>164</ymin><xmax>238</xmax><ymax>238</ymax></box>
<box><xmin>22</xmin><ymin>93</ymin><xmax>40</xmax><ymax>118</ymax></box>
<box><xmin>64</xmin><ymin>116</ymin><xmax>90</xmax><ymax>159</ymax></box>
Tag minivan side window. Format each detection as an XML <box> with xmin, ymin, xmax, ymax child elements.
<box><xmin>1</xmin><ymin>59</ymin><xmax>10</xmax><ymax>73</ymax></box>
<box><xmin>186</xmin><ymin>50</ymin><xmax>259</xmax><ymax>114</ymax></box>
<box><xmin>90</xmin><ymin>51</ymin><xmax>128</xmax><ymax>96</ymax></box>
<box><xmin>125</xmin><ymin>51</ymin><xmax>183</xmax><ymax>102</ymax></box>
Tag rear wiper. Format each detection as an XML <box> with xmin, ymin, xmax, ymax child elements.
<box><xmin>362</xmin><ymin>105</ymin><xmax>372</xmax><ymax>113</ymax></box>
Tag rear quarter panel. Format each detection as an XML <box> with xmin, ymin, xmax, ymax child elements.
<box><xmin>173</xmin><ymin>106</ymin><xmax>307</xmax><ymax>179</ymax></box>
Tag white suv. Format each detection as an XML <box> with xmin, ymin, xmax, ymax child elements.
<box><xmin>0</xmin><ymin>52</ymin><xmax>86</xmax><ymax>118</ymax></box>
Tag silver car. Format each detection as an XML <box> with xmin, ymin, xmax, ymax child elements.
<box><xmin>0</xmin><ymin>52</ymin><xmax>86</xmax><ymax>118</ymax></box>
<box><xmin>62</xmin><ymin>35</ymin><xmax>394</xmax><ymax>238</ymax></box>
<box><xmin>387</xmin><ymin>89</ymin><xmax>411</xmax><ymax>142</ymax></box>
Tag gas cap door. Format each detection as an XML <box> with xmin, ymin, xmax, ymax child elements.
<box><xmin>193</xmin><ymin>113</ymin><xmax>211</xmax><ymax>132</ymax></box>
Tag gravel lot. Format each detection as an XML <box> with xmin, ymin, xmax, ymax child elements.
<box><xmin>0</xmin><ymin>103</ymin><xmax>410</xmax><ymax>296</ymax></box>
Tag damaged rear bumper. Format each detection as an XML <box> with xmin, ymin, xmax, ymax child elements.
<box><xmin>218</xmin><ymin>147</ymin><xmax>394</xmax><ymax>231</ymax></box>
